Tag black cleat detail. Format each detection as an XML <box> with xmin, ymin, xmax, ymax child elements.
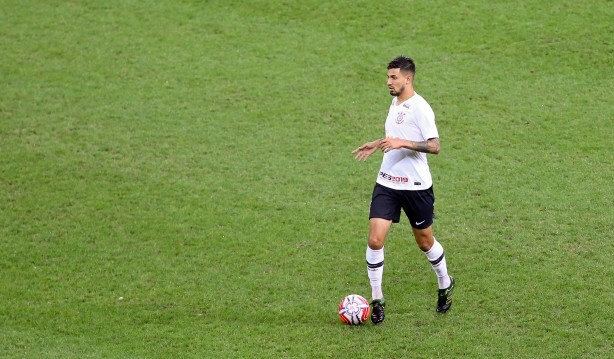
<box><xmin>436</xmin><ymin>276</ymin><xmax>455</xmax><ymax>313</ymax></box>
<box><xmin>371</xmin><ymin>299</ymin><xmax>386</xmax><ymax>324</ymax></box>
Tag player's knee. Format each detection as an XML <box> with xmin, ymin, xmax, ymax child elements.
<box><xmin>368</xmin><ymin>236</ymin><xmax>385</xmax><ymax>250</ymax></box>
<box><xmin>414</xmin><ymin>234</ymin><xmax>433</xmax><ymax>251</ymax></box>
<box><xmin>416</xmin><ymin>241</ymin><xmax>430</xmax><ymax>252</ymax></box>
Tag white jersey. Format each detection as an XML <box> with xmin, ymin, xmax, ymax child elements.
<box><xmin>376</xmin><ymin>93</ymin><xmax>438</xmax><ymax>191</ymax></box>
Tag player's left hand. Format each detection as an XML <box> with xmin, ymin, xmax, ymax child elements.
<box><xmin>379</xmin><ymin>137</ymin><xmax>405</xmax><ymax>153</ymax></box>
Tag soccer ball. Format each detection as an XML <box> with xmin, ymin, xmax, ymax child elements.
<box><xmin>338</xmin><ymin>294</ymin><xmax>370</xmax><ymax>325</ymax></box>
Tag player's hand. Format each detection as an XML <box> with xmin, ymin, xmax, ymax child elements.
<box><xmin>379</xmin><ymin>137</ymin><xmax>404</xmax><ymax>153</ymax></box>
<box><xmin>352</xmin><ymin>140</ymin><xmax>380</xmax><ymax>161</ymax></box>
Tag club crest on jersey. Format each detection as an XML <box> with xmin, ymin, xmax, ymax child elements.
<box><xmin>396</xmin><ymin>111</ymin><xmax>405</xmax><ymax>124</ymax></box>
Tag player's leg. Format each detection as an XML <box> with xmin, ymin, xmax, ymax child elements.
<box><xmin>366</xmin><ymin>184</ymin><xmax>401</xmax><ymax>324</ymax></box>
<box><xmin>412</xmin><ymin>226</ymin><xmax>450</xmax><ymax>288</ymax></box>
<box><xmin>413</xmin><ymin>225</ymin><xmax>455</xmax><ymax>312</ymax></box>
<box><xmin>367</xmin><ymin>217</ymin><xmax>392</xmax><ymax>298</ymax></box>
<box><xmin>403</xmin><ymin>187</ymin><xmax>455</xmax><ymax>312</ymax></box>
<box><xmin>366</xmin><ymin>218</ymin><xmax>391</xmax><ymax>324</ymax></box>
<box><xmin>367</xmin><ymin>184</ymin><xmax>400</xmax><ymax>299</ymax></box>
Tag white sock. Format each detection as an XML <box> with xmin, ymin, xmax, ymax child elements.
<box><xmin>366</xmin><ymin>246</ymin><xmax>384</xmax><ymax>300</ymax></box>
<box><xmin>424</xmin><ymin>238</ymin><xmax>451</xmax><ymax>289</ymax></box>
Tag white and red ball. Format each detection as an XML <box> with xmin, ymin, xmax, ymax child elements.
<box><xmin>338</xmin><ymin>294</ymin><xmax>370</xmax><ymax>325</ymax></box>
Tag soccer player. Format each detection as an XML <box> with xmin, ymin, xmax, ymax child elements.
<box><xmin>352</xmin><ymin>56</ymin><xmax>454</xmax><ymax>324</ymax></box>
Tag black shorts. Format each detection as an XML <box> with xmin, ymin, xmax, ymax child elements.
<box><xmin>369</xmin><ymin>183</ymin><xmax>435</xmax><ymax>229</ymax></box>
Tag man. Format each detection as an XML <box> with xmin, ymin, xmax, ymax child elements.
<box><xmin>352</xmin><ymin>56</ymin><xmax>454</xmax><ymax>324</ymax></box>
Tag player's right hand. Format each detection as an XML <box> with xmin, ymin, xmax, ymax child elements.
<box><xmin>352</xmin><ymin>141</ymin><xmax>379</xmax><ymax>161</ymax></box>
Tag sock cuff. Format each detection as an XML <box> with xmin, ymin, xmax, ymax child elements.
<box><xmin>366</xmin><ymin>246</ymin><xmax>384</xmax><ymax>264</ymax></box>
<box><xmin>424</xmin><ymin>239</ymin><xmax>444</xmax><ymax>262</ymax></box>
<box><xmin>366</xmin><ymin>260</ymin><xmax>384</xmax><ymax>268</ymax></box>
<box><xmin>430</xmin><ymin>252</ymin><xmax>445</xmax><ymax>266</ymax></box>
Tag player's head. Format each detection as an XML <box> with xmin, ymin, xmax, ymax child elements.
<box><xmin>387</xmin><ymin>55</ymin><xmax>416</xmax><ymax>77</ymax></box>
<box><xmin>386</xmin><ymin>56</ymin><xmax>415</xmax><ymax>97</ymax></box>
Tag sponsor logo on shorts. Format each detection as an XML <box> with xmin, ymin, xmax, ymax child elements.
<box><xmin>379</xmin><ymin>171</ymin><xmax>409</xmax><ymax>183</ymax></box>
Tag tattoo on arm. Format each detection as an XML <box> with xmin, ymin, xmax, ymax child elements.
<box><xmin>410</xmin><ymin>138</ymin><xmax>440</xmax><ymax>154</ymax></box>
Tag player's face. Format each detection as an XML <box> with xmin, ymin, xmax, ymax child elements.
<box><xmin>387</xmin><ymin>68</ymin><xmax>411</xmax><ymax>96</ymax></box>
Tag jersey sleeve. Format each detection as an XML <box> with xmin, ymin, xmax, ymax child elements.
<box><xmin>416</xmin><ymin>103</ymin><xmax>438</xmax><ymax>140</ymax></box>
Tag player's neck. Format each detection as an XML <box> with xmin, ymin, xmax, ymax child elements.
<box><xmin>396</xmin><ymin>88</ymin><xmax>415</xmax><ymax>104</ymax></box>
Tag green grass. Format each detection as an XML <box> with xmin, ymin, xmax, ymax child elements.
<box><xmin>1</xmin><ymin>0</ymin><xmax>613</xmax><ymax>358</ymax></box>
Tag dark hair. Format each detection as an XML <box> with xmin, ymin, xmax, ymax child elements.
<box><xmin>387</xmin><ymin>56</ymin><xmax>415</xmax><ymax>75</ymax></box>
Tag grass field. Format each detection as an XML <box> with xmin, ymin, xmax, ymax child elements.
<box><xmin>1</xmin><ymin>0</ymin><xmax>613</xmax><ymax>358</ymax></box>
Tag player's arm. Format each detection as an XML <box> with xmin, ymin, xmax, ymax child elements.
<box><xmin>380</xmin><ymin>137</ymin><xmax>440</xmax><ymax>154</ymax></box>
<box><xmin>408</xmin><ymin>137</ymin><xmax>440</xmax><ymax>154</ymax></box>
